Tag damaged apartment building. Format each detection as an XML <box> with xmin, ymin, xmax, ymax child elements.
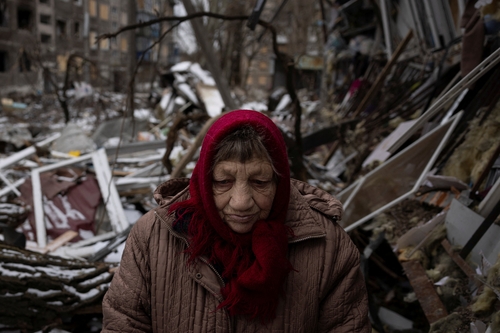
<box><xmin>0</xmin><ymin>0</ymin><xmax>172</xmax><ymax>95</ymax></box>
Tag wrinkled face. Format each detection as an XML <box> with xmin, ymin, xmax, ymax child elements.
<box><xmin>212</xmin><ymin>158</ymin><xmax>277</xmax><ymax>234</ymax></box>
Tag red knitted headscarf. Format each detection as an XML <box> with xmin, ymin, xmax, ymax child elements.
<box><xmin>170</xmin><ymin>110</ymin><xmax>293</xmax><ymax>323</ymax></box>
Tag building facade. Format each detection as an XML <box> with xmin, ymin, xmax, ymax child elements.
<box><xmin>0</xmin><ymin>0</ymin><xmax>39</xmax><ymax>94</ymax></box>
<box><xmin>242</xmin><ymin>0</ymin><xmax>324</xmax><ymax>96</ymax></box>
<box><xmin>0</xmin><ymin>0</ymin><xmax>179</xmax><ymax>95</ymax></box>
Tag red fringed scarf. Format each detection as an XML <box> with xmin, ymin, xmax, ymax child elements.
<box><xmin>170</xmin><ymin>110</ymin><xmax>293</xmax><ymax>323</ymax></box>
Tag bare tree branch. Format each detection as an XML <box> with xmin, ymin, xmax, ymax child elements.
<box><xmin>97</xmin><ymin>12</ymin><xmax>249</xmax><ymax>42</ymax></box>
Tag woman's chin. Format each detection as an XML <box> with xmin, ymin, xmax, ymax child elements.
<box><xmin>226</xmin><ymin>221</ymin><xmax>255</xmax><ymax>234</ymax></box>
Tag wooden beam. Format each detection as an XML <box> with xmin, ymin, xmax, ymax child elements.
<box><xmin>42</xmin><ymin>230</ymin><xmax>79</xmax><ymax>254</ymax></box>
<box><xmin>401</xmin><ymin>260</ymin><xmax>448</xmax><ymax>324</ymax></box>
<box><xmin>170</xmin><ymin>113</ymin><xmax>224</xmax><ymax>178</ymax></box>
<box><xmin>441</xmin><ymin>238</ymin><xmax>483</xmax><ymax>291</ymax></box>
<box><xmin>352</xmin><ymin>30</ymin><xmax>414</xmax><ymax>118</ymax></box>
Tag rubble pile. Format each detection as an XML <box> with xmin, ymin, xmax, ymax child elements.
<box><xmin>0</xmin><ymin>243</ymin><xmax>114</xmax><ymax>332</ymax></box>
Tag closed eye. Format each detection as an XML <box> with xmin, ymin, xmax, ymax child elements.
<box><xmin>213</xmin><ymin>179</ymin><xmax>233</xmax><ymax>191</ymax></box>
<box><xmin>252</xmin><ymin>180</ymin><xmax>272</xmax><ymax>187</ymax></box>
<box><xmin>214</xmin><ymin>179</ymin><xmax>231</xmax><ymax>185</ymax></box>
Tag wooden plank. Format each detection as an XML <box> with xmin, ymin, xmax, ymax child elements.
<box><xmin>42</xmin><ymin>230</ymin><xmax>79</xmax><ymax>254</ymax></box>
<box><xmin>352</xmin><ymin>30</ymin><xmax>414</xmax><ymax>117</ymax></box>
<box><xmin>441</xmin><ymin>239</ymin><xmax>476</xmax><ymax>277</ymax></box>
<box><xmin>401</xmin><ymin>260</ymin><xmax>448</xmax><ymax>323</ymax></box>
<box><xmin>171</xmin><ymin>114</ymin><xmax>223</xmax><ymax>178</ymax></box>
<box><xmin>441</xmin><ymin>238</ymin><xmax>483</xmax><ymax>292</ymax></box>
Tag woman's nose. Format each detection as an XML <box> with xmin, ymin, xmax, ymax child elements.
<box><xmin>230</xmin><ymin>184</ymin><xmax>253</xmax><ymax>211</ymax></box>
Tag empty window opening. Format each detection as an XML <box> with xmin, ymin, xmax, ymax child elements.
<box><xmin>74</xmin><ymin>21</ymin><xmax>80</xmax><ymax>37</ymax></box>
<box><xmin>89</xmin><ymin>0</ymin><xmax>96</xmax><ymax>17</ymax></box>
<box><xmin>89</xmin><ymin>31</ymin><xmax>98</xmax><ymax>50</ymax></box>
<box><xmin>17</xmin><ymin>8</ymin><xmax>32</xmax><ymax>30</ymax></box>
<box><xmin>56</xmin><ymin>20</ymin><xmax>66</xmax><ymax>37</ymax></box>
<box><xmin>40</xmin><ymin>14</ymin><xmax>51</xmax><ymax>25</ymax></box>
<box><xmin>41</xmin><ymin>34</ymin><xmax>51</xmax><ymax>44</ymax></box>
<box><xmin>0</xmin><ymin>1</ymin><xmax>7</xmax><ymax>27</ymax></box>
<box><xmin>0</xmin><ymin>51</ymin><xmax>7</xmax><ymax>72</ymax></box>
<box><xmin>99</xmin><ymin>38</ymin><xmax>109</xmax><ymax>50</ymax></box>
<box><xmin>19</xmin><ymin>50</ymin><xmax>31</xmax><ymax>72</ymax></box>
<box><xmin>99</xmin><ymin>4</ymin><xmax>109</xmax><ymax>20</ymax></box>
<box><xmin>39</xmin><ymin>0</ymin><xmax>50</xmax><ymax>4</ymax></box>
<box><xmin>120</xmin><ymin>37</ymin><xmax>127</xmax><ymax>52</ymax></box>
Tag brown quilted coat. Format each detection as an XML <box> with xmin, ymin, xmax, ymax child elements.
<box><xmin>102</xmin><ymin>178</ymin><xmax>371</xmax><ymax>333</ymax></box>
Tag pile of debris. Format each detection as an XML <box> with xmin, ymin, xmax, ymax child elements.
<box><xmin>0</xmin><ymin>61</ymin><xmax>236</xmax><ymax>331</ymax></box>
<box><xmin>304</xmin><ymin>22</ymin><xmax>500</xmax><ymax>333</ymax></box>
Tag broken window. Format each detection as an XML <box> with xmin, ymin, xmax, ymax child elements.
<box><xmin>17</xmin><ymin>8</ymin><xmax>32</xmax><ymax>30</ymax></box>
<box><xmin>120</xmin><ymin>11</ymin><xmax>127</xmax><ymax>25</ymax></box>
<box><xmin>0</xmin><ymin>51</ymin><xmax>7</xmax><ymax>72</ymax></box>
<box><xmin>56</xmin><ymin>20</ymin><xmax>66</xmax><ymax>37</ymax></box>
<box><xmin>258</xmin><ymin>76</ymin><xmax>267</xmax><ymax>86</ymax></box>
<box><xmin>19</xmin><ymin>49</ymin><xmax>31</xmax><ymax>72</ymax></box>
<box><xmin>0</xmin><ymin>0</ymin><xmax>7</xmax><ymax>27</ymax></box>
<box><xmin>99</xmin><ymin>4</ymin><xmax>109</xmax><ymax>20</ymax></box>
<box><xmin>99</xmin><ymin>38</ymin><xmax>109</xmax><ymax>50</ymax></box>
<box><xmin>74</xmin><ymin>21</ymin><xmax>80</xmax><ymax>38</ymax></box>
<box><xmin>40</xmin><ymin>14</ymin><xmax>50</xmax><ymax>25</ymax></box>
<box><xmin>89</xmin><ymin>31</ymin><xmax>98</xmax><ymax>50</ymax></box>
<box><xmin>120</xmin><ymin>37</ymin><xmax>127</xmax><ymax>52</ymax></box>
<box><xmin>167</xmin><ymin>42</ymin><xmax>179</xmax><ymax>65</ymax></box>
<box><xmin>41</xmin><ymin>34</ymin><xmax>51</xmax><ymax>44</ymax></box>
<box><xmin>337</xmin><ymin>113</ymin><xmax>462</xmax><ymax>231</ymax></box>
<box><xmin>89</xmin><ymin>0</ymin><xmax>96</xmax><ymax>17</ymax></box>
<box><xmin>90</xmin><ymin>63</ymin><xmax>98</xmax><ymax>80</ymax></box>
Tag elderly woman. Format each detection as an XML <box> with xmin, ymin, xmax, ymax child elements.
<box><xmin>102</xmin><ymin>110</ymin><xmax>371</xmax><ymax>332</ymax></box>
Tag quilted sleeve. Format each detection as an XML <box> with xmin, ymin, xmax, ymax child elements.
<box><xmin>102</xmin><ymin>217</ymin><xmax>153</xmax><ymax>333</ymax></box>
<box><xmin>317</xmin><ymin>222</ymin><xmax>371</xmax><ymax>333</ymax></box>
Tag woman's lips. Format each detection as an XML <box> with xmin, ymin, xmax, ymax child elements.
<box><xmin>227</xmin><ymin>214</ymin><xmax>256</xmax><ymax>223</ymax></box>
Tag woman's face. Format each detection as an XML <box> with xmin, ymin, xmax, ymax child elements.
<box><xmin>212</xmin><ymin>157</ymin><xmax>276</xmax><ymax>233</ymax></box>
